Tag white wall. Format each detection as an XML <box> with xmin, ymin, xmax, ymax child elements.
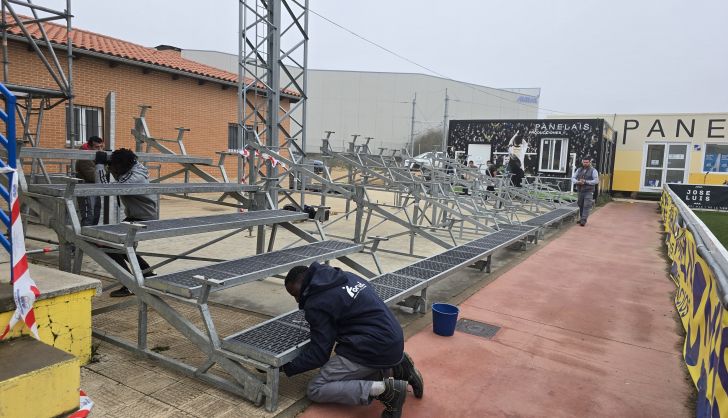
<box><xmin>305</xmin><ymin>70</ymin><xmax>539</xmax><ymax>154</ymax></box>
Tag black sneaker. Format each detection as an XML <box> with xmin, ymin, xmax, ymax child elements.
<box><xmin>109</xmin><ymin>286</ymin><xmax>133</xmax><ymax>298</ymax></box>
<box><xmin>377</xmin><ymin>378</ymin><xmax>407</xmax><ymax>418</ymax></box>
<box><xmin>392</xmin><ymin>352</ymin><xmax>424</xmax><ymax>398</ymax></box>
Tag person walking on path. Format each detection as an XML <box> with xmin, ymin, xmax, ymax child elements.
<box><xmin>571</xmin><ymin>157</ymin><xmax>599</xmax><ymax>226</ymax></box>
<box><xmin>282</xmin><ymin>262</ymin><xmax>424</xmax><ymax>418</ymax></box>
<box><xmin>105</xmin><ymin>148</ymin><xmax>158</xmax><ymax>297</ymax></box>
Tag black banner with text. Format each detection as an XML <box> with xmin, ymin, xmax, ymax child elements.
<box><xmin>669</xmin><ymin>184</ymin><xmax>728</xmax><ymax>211</ymax></box>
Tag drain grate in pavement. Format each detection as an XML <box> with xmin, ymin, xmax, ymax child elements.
<box><xmin>456</xmin><ymin>318</ymin><xmax>500</xmax><ymax>340</ymax></box>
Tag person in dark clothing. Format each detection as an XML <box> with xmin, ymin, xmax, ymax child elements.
<box><xmin>571</xmin><ymin>158</ymin><xmax>599</xmax><ymax>226</ymax></box>
<box><xmin>485</xmin><ymin>160</ymin><xmax>497</xmax><ymax>193</ymax></box>
<box><xmin>283</xmin><ymin>262</ymin><xmax>424</xmax><ymax>418</ymax></box>
<box><xmin>507</xmin><ymin>154</ymin><xmax>525</xmax><ymax>187</ymax></box>
<box><xmin>104</xmin><ymin>148</ymin><xmax>158</xmax><ymax>297</ymax></box>
<box><xmin>75</xmin><ymin>136</ymin><xmax>105</xmax><ymax>226</ymax></box>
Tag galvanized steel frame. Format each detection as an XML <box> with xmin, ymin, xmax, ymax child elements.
<box><xmin>29</xmin><ymin>178</ymin><xmax>369</xmax><ymax>411</ymax></box>
<box><xmin>239</xmin><ymin>0</ymin><xmax>308</xmax><ymax>205</ymax></box>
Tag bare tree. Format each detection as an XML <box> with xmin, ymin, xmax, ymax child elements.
<box><xmin>412</xmin><ymin>127</ymin><xmax>443</xmax><ymax>155</ymax></box>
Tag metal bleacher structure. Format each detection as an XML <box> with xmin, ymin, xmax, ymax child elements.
<box><xmin>17</xmin><ymin>117</ymin><xmax>580</xmax><ymax>410</ymax></box>
<box><xmin>190</xmin><ymin>127</ymin><xmax>578</xmax><ymax>409</ymax></box>
<box><xmin>21</xmin><ymin>147</ymin><xmax>370</xmax><ymax>411</ymax></box>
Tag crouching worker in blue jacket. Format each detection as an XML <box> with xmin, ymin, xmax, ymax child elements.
<box><xmin>282</xmin><ymin>262</ymin><xmax>424</xmax><ymax>418</ymax></box>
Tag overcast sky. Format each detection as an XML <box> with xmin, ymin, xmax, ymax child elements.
<box><xmin>44</xmin><ymin>0</ymin><xmax>728</xmax><ymax>116</ymax></box>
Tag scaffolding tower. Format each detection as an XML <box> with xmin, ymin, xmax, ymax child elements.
<box><xmin>1</xmin><ymin>0</ymin><xmax>73</xmax><ymax>149</ymax></box>
<box><xmin>238</xmin><ymin>0</ymin><xmax>308</xmax><ymax>205</ymax></box>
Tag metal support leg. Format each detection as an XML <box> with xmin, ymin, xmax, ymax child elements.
<box><xmin>369</xmin><ymin>236</ymin><xmax>388</xmax><ymax>275</ymax></box>
<box><xmin>256</xmin><ymin>225</ymin><xmax>266</xmax><ymax>254</ymax></box>
<box><xmin>71</xmin><ymin>246</ymin><xmax>84</xmax><ymax>274</ymax></box>
<box><xmin>267</xmin><ymin>224</ymin><xmax>278</xmax><ymax>252</ymax></box>
<box><xmin>138</xmin><ymin>300</ymin><xmax>148</xmax><ymax>350</ymax></box>
<box><xmin>57</xmin><ymin>234</ymin><xmax>74</xmax><ymax>272</ymax></box>
<box><xmin>265</xmin><ymin>367</ymin><xmax>280</xmax><ymax>412</ymax></box>
<box><xmin>353</xmin><ymin>186</ymin><xmax>365</xmax><ymax>244</ymax></box>
<box><xmin>417</xmin><ymin>288</ymin><xmax>427</xmax><ymax>313</ymax></box>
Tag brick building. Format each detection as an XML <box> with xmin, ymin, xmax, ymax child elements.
<box><xmin>5</xmin><ymin>18</ymin><xmax>296</xmax><ymax>178</ymax></box>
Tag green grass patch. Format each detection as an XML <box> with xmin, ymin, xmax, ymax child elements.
<box><xmin>694</xmin><ymin>211</ymin><xmax>728</xmax><ymax>248</ymax></box>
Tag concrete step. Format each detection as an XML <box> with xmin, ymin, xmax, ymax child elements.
<box><xmin>0</xmin><ymin>336</ymin><xmax>79</xmax><ymax>418</ymax></box>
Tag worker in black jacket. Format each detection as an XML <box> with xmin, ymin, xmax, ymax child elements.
<box><xmin>75</xmin><ymin>136</ymin><xmax>105</xmax><ymax>226</ymax></box>
<box><xmin>283</xmin><ymin>262</ymin><xmax>424</xmax><ymax>418</ymax></box>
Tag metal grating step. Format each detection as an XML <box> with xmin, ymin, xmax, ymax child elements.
<box><xmin>392</xmin><ymin>266</ymin><xmax>440</xmax><ymax>281</ymax></box>
<box><xmin>275</xmin><ymin>310</ymin><xmax>309</xmax><ymax>331</ymax></box>
<box><xmin>428</xmin><ymin>253</ymin><xmax>468</xmax><ymax>266</ymax></box>
<box><xmin>498</xmin><ymin>224</ymin><xmax>537</xmax><ymax>232</ymax></box>
<box><xmin>370</xmin><ymin>273</ymin><xmax>423</xmax><ymax>291</ymax></box>
<box><xmin>450</xmin><ymin>246</ymin><xmax>486</xmax><ymax>257</ymax></box>
<box><xmin>410</xmin><ymin>259</ymin><xmax>452</xmax><ymax>273</ymax></box>
<box><xmin>524</xmin><ymin>208</ymin><xmax>575</xmax><ymax>227</ymax></box>
<box><xmin>229</xmin><ymin>321</ymin><xmax>310</xmax><ymax>356</ymax></box>
<box><xmin>372</xmin><ymin>283</ymin><xmax>404</xmax><ymax>301</ymax></box>
<box><xmin>82</xmin><ymin>209</ymin><xmax>308</xmax><ymax>243</ymax></box>
<box><xmin>465</xmin><ymin>239</ymin><xmax>502</xmax><ymax>250</ymax></box>
<box><xmin>145</xmin><ymin>240</ymin><xmax>362</xmax><ymax>298</ymax></box>
<box><xmin>437</xmin><ymin>250</ymin><xmax>475</xmax><ymax>263</ymax></box>
<box><xmin>29</xmin><ymin>182</ymin><xmax>259</xmax><ymax>197</ymax></box>
<box><xmin>206</xmin><ymin>259</ymin><xmax>272</xmax><ymax>276</ymax></box>
<box><xmin>315</xmin><ymin>240</ymin><xmax>362</xmax><ymax>251</ymax></box>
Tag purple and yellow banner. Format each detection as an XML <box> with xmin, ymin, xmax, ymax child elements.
<box><xmin>661</xmin><ymin>190</ymin><xmax>728</xmax><ymax>417</ymax></box>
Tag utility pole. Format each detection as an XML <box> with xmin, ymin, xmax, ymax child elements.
<box><xmin>442</xmin><ymin>88</ymin><xmax>449</xmax><ymax>153</ymax></box>
<box><xmin>408</xmin><ymin>93</ymin><xmax>417</xmax><ymax>155</ymax></box>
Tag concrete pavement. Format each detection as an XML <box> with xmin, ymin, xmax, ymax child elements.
<box><xmin>300</xmin><ymin>201</ymin><xmax>692</xmax><ymax>418</ymax></box>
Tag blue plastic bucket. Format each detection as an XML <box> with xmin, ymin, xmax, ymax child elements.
<box><xmin>432</xmin><ymin>303</ymin><xmax>459</xmax><ymax>336</ymax></box>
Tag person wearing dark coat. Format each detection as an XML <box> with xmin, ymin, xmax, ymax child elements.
<box><xmin>283</xmin><ymin>262</ymin><xmax>424</xmax><ymax>418</ymax></box>
<box><xmin>507</xmin><ymin>154</ymin><xmax>525</xmax><ymax>187</ymax></box>
<box><xmin>75</xmin><ymin>136</ymin><xmax>105</xmax><ymax>226</ymax></box>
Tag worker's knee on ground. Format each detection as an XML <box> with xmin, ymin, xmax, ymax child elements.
<box><xmin>306</xmin><ymin>379</ymin><xmax>324</xmax><ymax>402</ymax></box>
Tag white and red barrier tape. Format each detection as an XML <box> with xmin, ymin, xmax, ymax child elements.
<box><xmin>0</xmin><ymin>168</ymin><xmax>40</xmax><ymax>340</ymax></box>
<box><xmin>68</xmin><ymin>390</ymin><xmax>94</xmax><ymax>417</ymax></box>
<box><xmin>0</xmin><ymin>170</ymin><xmax>94</xmax><ymax>416</ymax></box>
<box><xmin>237</xmin><ymin>148</ymin><xmax>286</xmax><ymax>168</ymax></box>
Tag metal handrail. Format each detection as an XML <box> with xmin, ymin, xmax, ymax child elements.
<box><xmin>664</xmin><ymin>184</ymin><xmax>728</xmax><ymax>308</ymax></box>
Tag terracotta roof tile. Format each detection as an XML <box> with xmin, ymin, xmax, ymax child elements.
<box><xmin>7</xmin><ymin>16</ymin><xmax>299</xmax><ymax>96</ymax></box>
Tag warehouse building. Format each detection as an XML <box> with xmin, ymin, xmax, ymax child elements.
<box><xmin>182</xmin><ymin>49</ymin><xmax>541</xmax><ymax>154</ymax></box>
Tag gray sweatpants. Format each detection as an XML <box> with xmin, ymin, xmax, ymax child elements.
<box><xmin>307</xmin><ymin>355</ymin><xmax>386</xmax><ymax>406</ymax></box>
<box><xmin>577</xmin><ymin>190</ymin><xmax>594</xmax><ymax>222</ymax></box>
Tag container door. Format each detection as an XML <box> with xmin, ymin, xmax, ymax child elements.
<box><xmin>665</xmin><ymin>144</ymin><xmax>688</xmax><ymax>185</ymax></box>
<box><xmin>641</xmin><ymin>143</ymin><xmax>689</xmax><ymax>190</ymax></box>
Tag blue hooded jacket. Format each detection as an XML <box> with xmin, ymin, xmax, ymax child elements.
<box><xmin>282</xmin><ymin>262</ymin><xmax>404</xmax><ymax>376</ymax></box>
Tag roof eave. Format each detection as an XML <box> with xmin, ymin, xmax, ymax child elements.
<box><xmin>7</xmin><ymin>35</ymin><xmax>301</xmax><ymax>102</ymax></box>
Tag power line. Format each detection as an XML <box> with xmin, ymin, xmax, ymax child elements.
<box><xmin>308</xmin><ymin>8</ymin><xmax>570</xmax><ymax>115</ymax></box>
